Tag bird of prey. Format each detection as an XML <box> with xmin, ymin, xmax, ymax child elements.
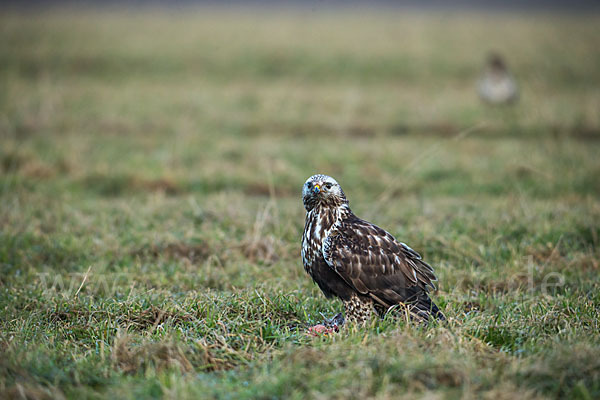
<box><xmin>301</xmin><ymin>174</ymin><xmax>445</xmax><ymax>325</ymax></box>
<box><xmin>477</xmin><ymin>53</ymin><xmax>519</xmax><ymax>105</ymax></box>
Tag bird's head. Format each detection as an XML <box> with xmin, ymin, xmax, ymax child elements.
<box><xmin>487</xmin><ymin>52</ymin><xmax>507</xmax><ymax>72</ymax></box>
<box><xmin>302</xmin><ymin>174</ymin><xmax>347</xmax><ymax>211</ymax></box>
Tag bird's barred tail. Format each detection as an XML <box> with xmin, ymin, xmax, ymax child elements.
<box><xmin>413</xmin><ymin>294</ymin><xmax>446</xmax><ymax>321</ymax></box>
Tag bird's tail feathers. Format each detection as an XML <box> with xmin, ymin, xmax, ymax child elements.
<box><xmin>413</xmin><ymin>295</ymin><xmax>446</xmax><ymax>321</ymax></box>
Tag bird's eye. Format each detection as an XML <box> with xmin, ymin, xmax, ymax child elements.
<box><xmin>325</xmin><ymin>183</ymin><xmax>333</xmax><ymax>190</ymax></box>
<box><xmin>307</xmin><ymin>182</ymin><xmax>312</xmax><ymax>188</ymax></box>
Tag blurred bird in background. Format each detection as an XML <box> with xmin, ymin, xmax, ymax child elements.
<box><xmin>478</xmin><ymin>52</ymin><xmax>519</xmax><ymax>105</ymax></box>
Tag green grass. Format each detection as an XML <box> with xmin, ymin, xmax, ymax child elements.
<box><xmin>1</xmin><ymin>7</ymin><xmax>600</xmax><ymax>399</ymax></box>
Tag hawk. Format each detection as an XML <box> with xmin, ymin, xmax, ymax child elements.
<box><xmin>301</xmin><ymin>174</ymin><xmax>445</xmax><ymax>325</ymax></box>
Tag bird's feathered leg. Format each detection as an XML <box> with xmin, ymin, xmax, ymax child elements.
<box><xmin>343</xmin><ymin>294</ymin><xmax>377</xmax><ymax>325</ymax></box>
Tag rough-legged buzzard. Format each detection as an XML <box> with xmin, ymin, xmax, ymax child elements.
<box><xmin>301</xmin><ymin>174</ymin><xmax>445</xmax><ymax>325</ymax></box>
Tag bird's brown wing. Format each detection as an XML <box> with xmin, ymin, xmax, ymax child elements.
<box><xmin>323</xmin><ymin>217</ymin><xmax>437</xmax><ymax>308</ymax></box>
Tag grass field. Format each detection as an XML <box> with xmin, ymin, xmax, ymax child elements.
<box><xmin>1</xmin><ymin>7</ymin><xmax>600</xmax><ymax>399</ymax></box>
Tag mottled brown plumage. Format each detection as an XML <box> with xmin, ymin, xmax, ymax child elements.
<box><xmin>301</xmin><ymin>174</ymin><xmax>444</xmax><ymax>324</ymax></box>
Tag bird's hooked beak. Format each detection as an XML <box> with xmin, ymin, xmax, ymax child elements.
<box><xmin>313</xmin><ymin>183</ymin><xmax>321</xmax><ymax>194</ymax></box>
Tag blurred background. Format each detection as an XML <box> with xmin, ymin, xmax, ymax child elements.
<box><xmin>2</xmin><ymin>1</ymin><xmax>599</xmax><ymax>197</ymax></box>
<box><xmin>2</xmin><ymin>1</ymin><xmax>599</xmax><ymax>199</ymax></box>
